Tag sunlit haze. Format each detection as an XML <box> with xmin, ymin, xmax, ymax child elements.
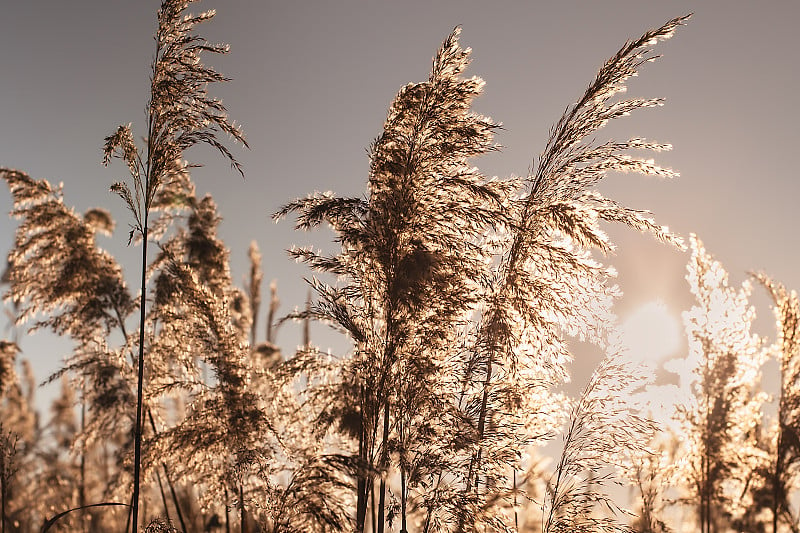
<box><xmin>619</xmin><ymin>300</ymin><xmax>681</xmax><ymax>362</ymax></box>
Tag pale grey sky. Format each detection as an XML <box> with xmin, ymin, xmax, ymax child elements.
<box><xmin>1</xmin><ymin>1</ymin><xmax>798</xmax><ymax>403</ymax></box>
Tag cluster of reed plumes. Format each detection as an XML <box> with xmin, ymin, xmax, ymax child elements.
<box><xmin>2</xmin><ymin>2</ymin><xmax>800</xmax><ymax>532</ymax></box>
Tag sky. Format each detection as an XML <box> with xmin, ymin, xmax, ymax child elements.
<box><xmin>1</xmin><ymin>0</ymin><xmax>799</xmax><ymax>410</ymax></box>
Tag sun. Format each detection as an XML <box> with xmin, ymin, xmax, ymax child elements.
<box><xmin>618</xmin><ymin>300</ymin><xmax>681</xmax><ymax>361</ymax></box>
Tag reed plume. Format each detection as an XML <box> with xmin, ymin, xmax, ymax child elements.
<box><xmin>753</xmin><ymin>273</ymin><xmax>800</xmax><ymax>532</ymax></box>
<box><xmin>102</xmin><ymin>1</ymin><xmax>247</xmax><ymax>528</ymax></box>
<box><xmin>674</xmin><ymin>236</ymin><xmax>768</xmax><ymax>532</ymax></box>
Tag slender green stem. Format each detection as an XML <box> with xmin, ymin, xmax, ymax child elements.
<box><xmin>125</xmin><ymin>490</ymin><xmax>134</xmax><ymax>533</ymax></box>
<box><xmin>154</xmin><ymin>469</ymin><xmax>171</xmax><ymax>527</ymax></box>
<box><xmin>131</xmin><ymin>15</ymin><xmax>158</xmax><ymax>526</ymax></box>
<box><xmin>131</xmin><ymin>220</ymin><xmax>149</xmax><ymax>532</ymax></box>
<box><xmin>1</xmin><ymin>456</ymin><xmax>6</xmax><ymax>533</ymax></box>
<box><xmin>225</xmin><ymin>487</ymin><xmax>231</xmax><ymax>533</ymax></box>
<box><xmin>513</xmin><ymin>469</ymin><xmax>518</xmax><ymax>533</ymax></box>
<box><xmin>371</xmin><ymin>481</ymin><xmax>376</xmax><ymax>533</ymax></box>
<box><xmin>356</xmin><ymin>404</ymin><xmax>368</xmax><ymax>533</ymax></box>
<box><xmin>147</xmin><ymin>410</ymin><xmax>187</xmax><ymax>533</ymax></box>
<box><xmin>376</xmin><ymin>401</ymin><xmax>389</xmax><ymax>533</ymax></box>
<box><xmin>240</xmin><ymin>483</ymin><xmax>246</xmax><ymax>533</ymax></box>
<box><xmin>79</xmin><ymin>391</ymin><xmax>87</xmax><ymax>532</ymax></box>
<box><xmin>400</xmin><ymin>463</ymin><xmax>407</xmax><ymax>533</ymax></box>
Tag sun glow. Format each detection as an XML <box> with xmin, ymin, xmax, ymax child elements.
<box><xmin>618</xmin><ymin>300</ymin><xmax>681</xmax><ymax>361</ymax></box>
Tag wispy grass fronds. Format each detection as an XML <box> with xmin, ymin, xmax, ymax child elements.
<box><xmin>675</xmin><ymin>235</ymin><xmax>768</xmax><ymax>532</ymax></box>
<box><xmin>542</xmin><ymin>351</ymin><xmax>657</xmax><ymax>533</ymax></box>
<box><xmin>753</xmin><ymin>272</ymin><xmax>800</xmax><ymax>531</ymax></box>
<box><xmin>145</xmin><ymin>516</ymin><xmax>178</xmax><ymax>533</ymax></box>
<box><xmin>277</xmin><ymin>27</ymin><xmax>511</xmax><ymax>532</ymax></box>
<box><xmin>100</xmin><ymin>1</ymin><xmax>248</xmax><ymax>527</ymax></box>
<box><xmin>530</xmin><ymin>15</ymin><xmax>689</xmax><ymax>211</ymax></box>
<box><xmin>257</xmin><ymin>453</ymin><xmax>354</xmax><ymax>533</ymax></box>
<box><xmin>0</xmin><ymin>345</ymin><xmax>40</xmax><ymax>531</ymax></box>
<box><xmin>146</xmin><ymin>253</ymin><xmax>276</xmax><ymax>510</ymax></box>
<box><xmin>0</xmin><ymin>422</ymin><xmax>20</xmax><ymax>533</ymax></box>
<box><xmin>0</xmin><ymin>343</ymin><xmax>34</xmax><ymax>452</ymax></box>
<box><xmin>253</xmin><ymin>343</ymin><xmax>360</xmax><ymax>532</ymax></box>
<box><xmin>0</xmin><ymin>342</ymin><xmax>19</xmax><ymax>398</ymax></box>
<box><xmin>1</xmin><ymin>169</ymin><xmax>134</xmax><ymax>342</ymax></box>
<box><xmin>2</xmin><ymin>169</ymin><xmax>136</xmax><ymax>463</ymax></box>
<box><xmin>247</xmin><ymin>241</ymin><xmax>263</xmax><ymax>346</ymax></box>
<box><xmin>145</xmin><ymin>194</ymin><xmax>277</xmax><ymax>518</ymax></box>
<box><xmin>104</xmin><ymin>0</ymin><xmax>247</xmax><ymax>242</ymax></box>
<box><xmin>629</xmin><ymin>438</ymin><xmax>677</xmax><ymax>533</ymax></box>
<box><xmin>459</xmin><ymin>15</ymin><xmax>689</xmax><ymax>529</ymax></box>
